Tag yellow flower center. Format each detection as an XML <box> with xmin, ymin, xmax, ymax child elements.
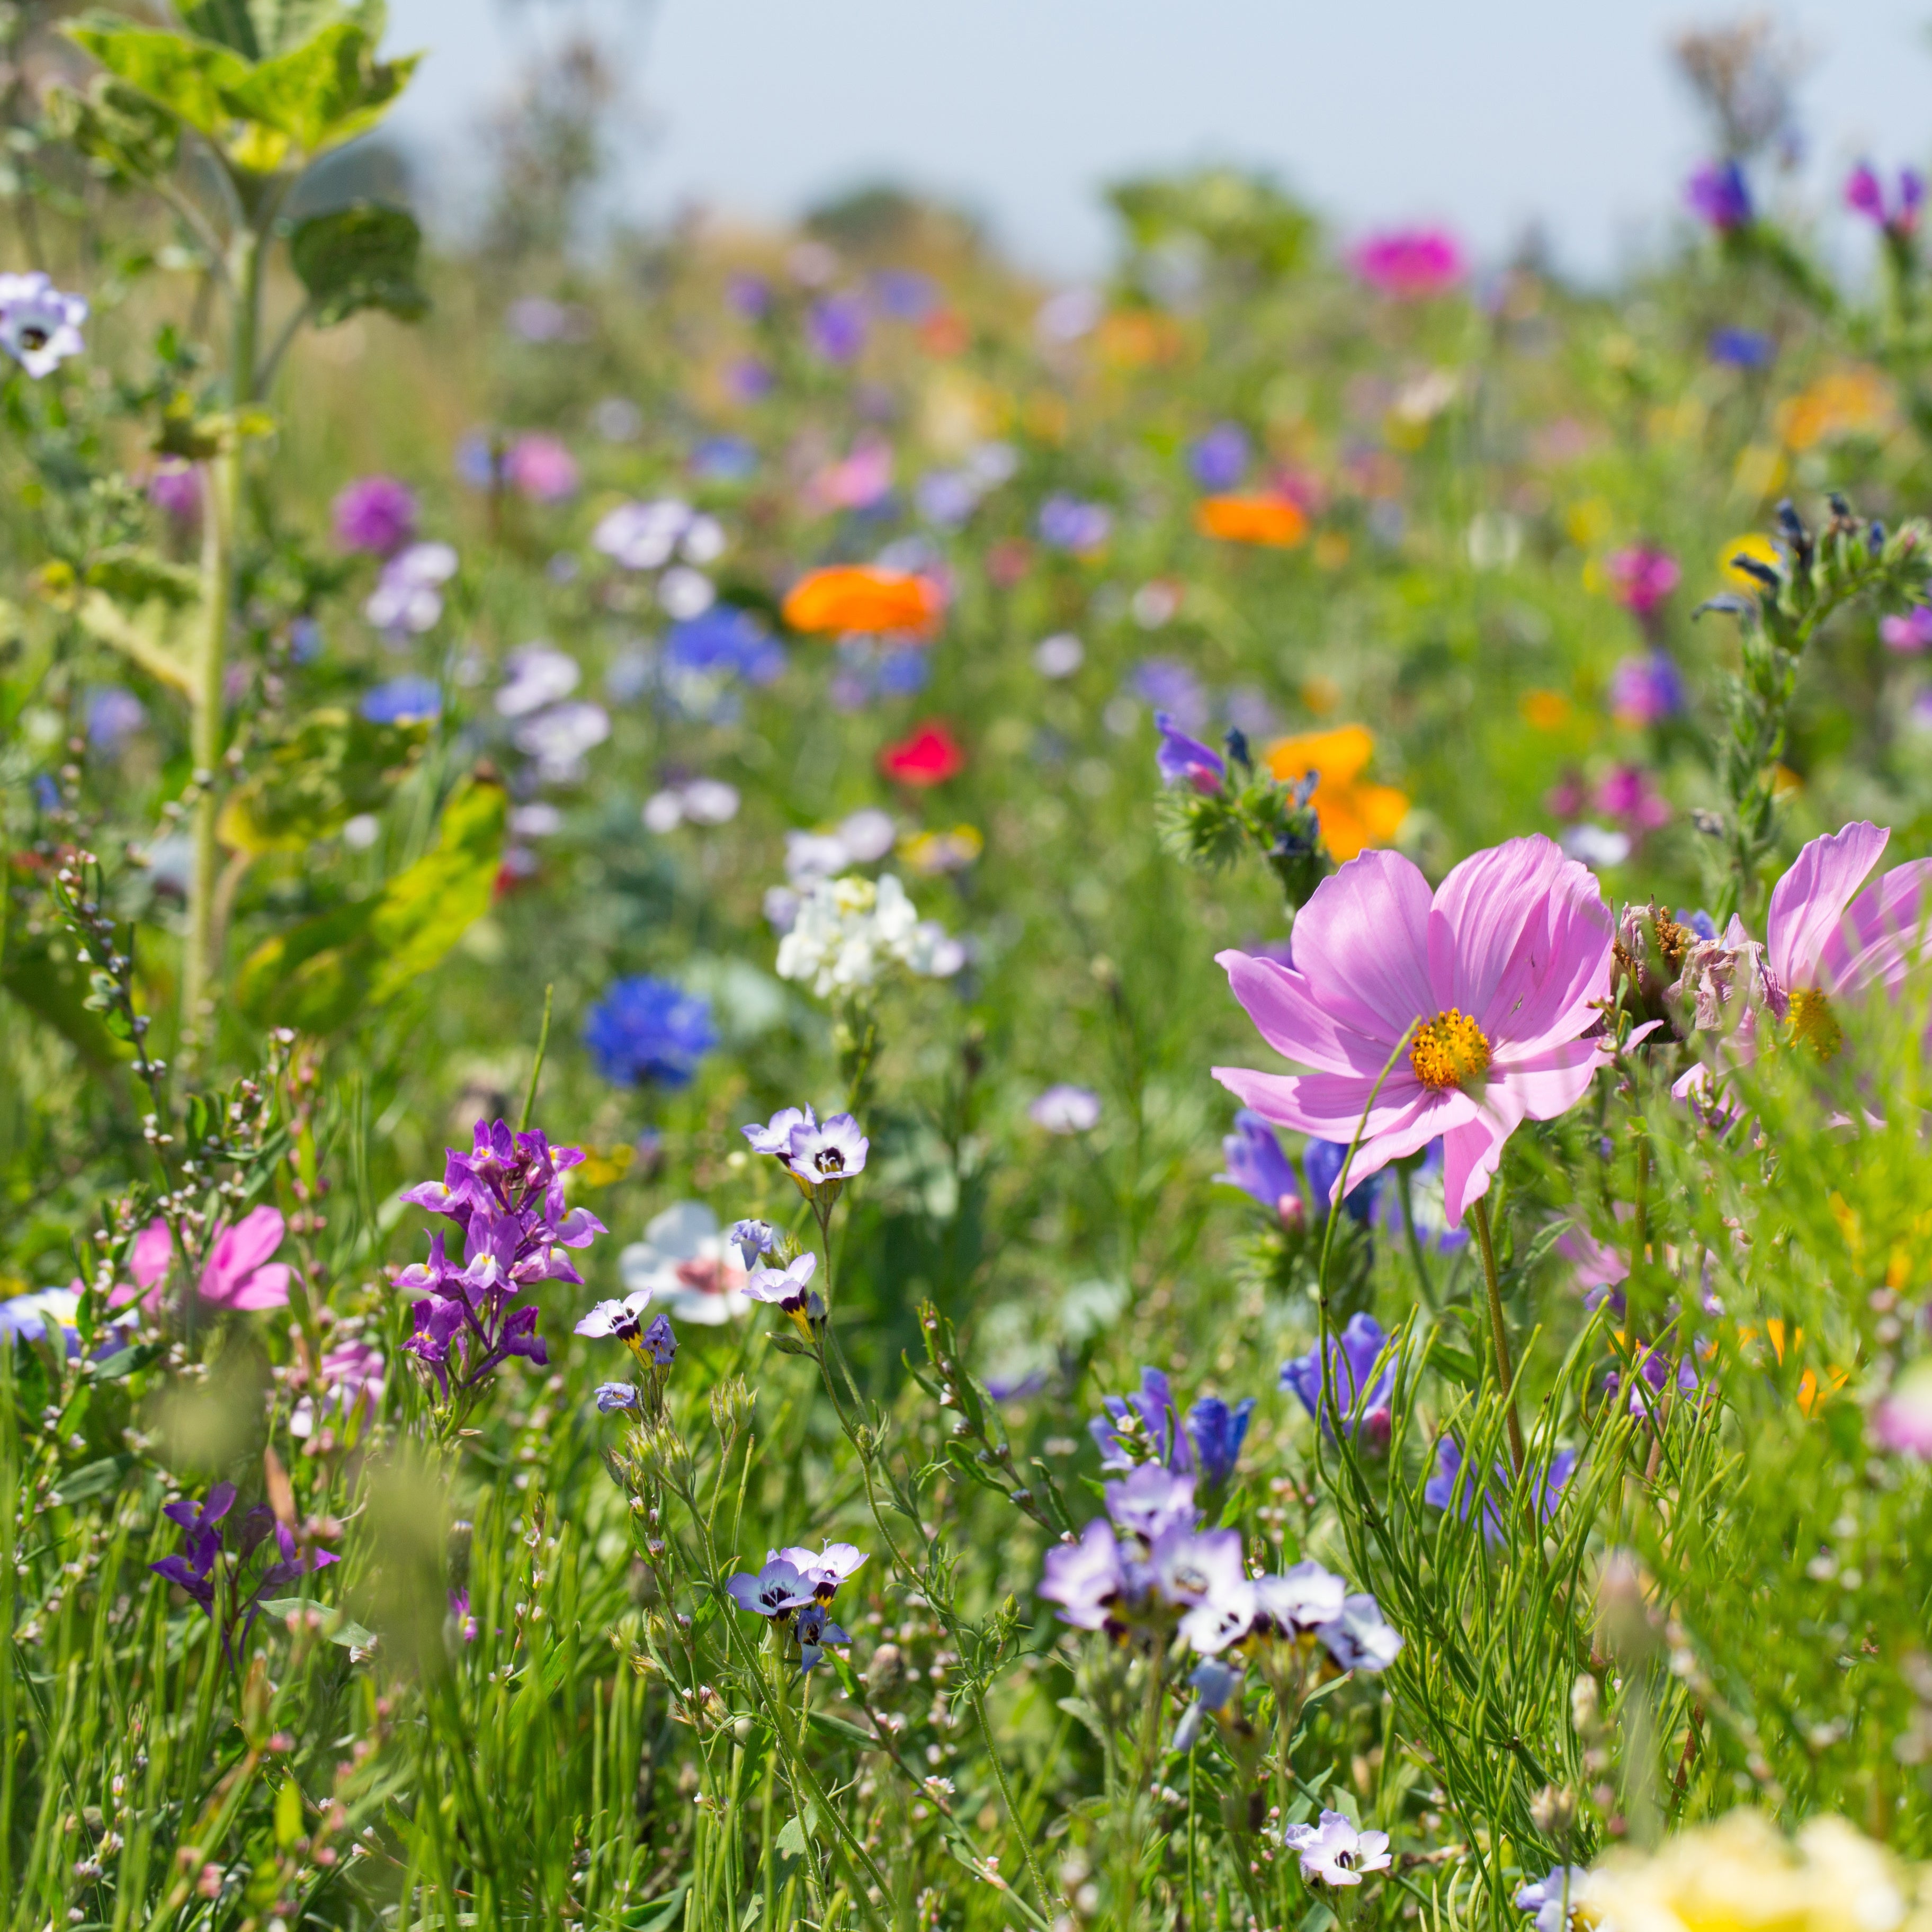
<box><xmin>1785</xmin><ymin>987</ymin><xmax>1841</xmax><ymax>1062</ymax></box>
<box><xmin>1409</xmin><ymin>1009</ymin><xmax>1492</xmax><ymax>1090</ymax></box>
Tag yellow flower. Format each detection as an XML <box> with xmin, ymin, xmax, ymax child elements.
<box><xmin>1264</xmin><ymin>724</ymin><xmax>1409</xmax><ymax>861</ymax></box>
<box><xmin>1520</xmin><ymin>690</ymin><xmax>1573</xmax><ymax>731</ymax></box>
<box><xmin>1721</xmin><ymin>532</ymin><xmax>1783</xmax><ymax>592</ymax></box>
<box><xmin>1775</xmin><ymin>366</ymin><xmax>1894</xmax><ymax>451</ymax></box>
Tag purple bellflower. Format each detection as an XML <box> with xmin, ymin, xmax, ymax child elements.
<box><xmin>1424</xmin><ymin>1437</ymin><xmax>1578</xmax><ymax>1543</ymax></box>
<box><xmin>1218</xmin><ymin>1110</ymin><xmax>1305</xmax><ymax>1227</ymax></box>
<box><xmin>1281</xmin><ymin>1313</ymin><xmax>1395</xmax><ymax>1445</ymax></box>
<box><xmin>1186</xmin><ymin>1394</ymin><xmax>1256</xmax><ymax>1488</ymax></box>
<box><xmin>396</xmin><ymin>1119</ymin><xmax>606</xmax><ymax>1410</ymax></box>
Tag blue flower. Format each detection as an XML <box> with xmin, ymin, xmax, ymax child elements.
<box><xmin>1217</xmin><ymin>1111</ymin><xmax>1304</xmax><ymax>1224</ymax></box>
<box><xmin>361</xmin><ymin>676</ymin><xmax>442</xmax><ymax>724</ymax></box>
<box><xmin>664</xmin><ymin>606</ymin><xmax>787</xmax><ymax>686</ymax></box>
<box><xmin>640</xmin><ymin>1313</ymin><xmax>677</xmax><ymax>1365</ymax></box>
<box><xmin>1186</xmin><ymin>1394</ymin><xmax>1255</xmax><ymax>1488</ymax></box>
<box><xmin>1374</xmin><ymin>1140</ymin><xmax>1469</xmax><ymax>1254</ymax></box>
<box><xmin>690</xmin><ymin>436</ymin><xmax>759</xmax><ymax>483</ymax></box>
<box><xmin>583</xmin><ymin>977</ymin><xmax>718</xmax><ymax>1088</ymax></box>
<box><xmin>1189</xmin><ymin>422</ymin><xmax>1250</xmax><ymax>491</ymax></box>
<box><xmin>1302</xmin><ymin>1140</ymin><xmax>1382</xmax><ymax>1224</ymax></box>
<box><xmin>1090</xmin><ymin>1367</ymin><xmax>1190</xmax><ymax>1472</ymax></box>
<box><xmin>1281</xmin><ymin>1313</ymin><xmax>1394</xmax><ymax>1444</ymax></box>
<box><xmin>594</xmin><ymin>1381</ymin><xmax>639</xmax><ymax>1413</ymax></box>
<box><xmin>1424</xmin><ymin>1437</ymin><xmax>1578</xmax><ymax>1543</ymax></box>
<box><xmin>1686</xmin><ymin>159</ymin><xmax>1752</xmax><ymax>231</ymax></box>
<box><xmin>1154</xmin><ymin>712</ymin><xmax>1225</xmax><ymax>794</ymax></box>
<box><xmin>1037</xmin><ymin>494</ymin><xmax>1112</xmax><ymax>552</ymax></box>
<box><xmin>1708</xmin><ymin>327</ymin><xmax>1773</xmax><ymax>369</ymax></box>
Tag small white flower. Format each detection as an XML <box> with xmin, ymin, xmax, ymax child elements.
<box><xmin>496</xmin><ymin>645</ymin><xmax>580</xmax><ymax>717</ymax></box>
<box><xmin>574</xmin><ymin>1290</ymin><xmax>652</xmax><ymax>1339</ymax></box>
<box><xmin>619</xmin><ymin>1203</ymin><xmax>750</xmax><ymax>1327</ymax></box>
<box><xmin>659</xmin><ymin>566</ymin><xmax>715</xmax><ymax>619</ymax></box>
<box><xmin>1028</xmin><ymin>1086</ymin><xmax>1100</xmax><ymax>1134</ymax></box>
<box><xmin>1281</xmin><ymin>1810</ymin><xmax>1391</xmax><ymax>1888</ymax></box>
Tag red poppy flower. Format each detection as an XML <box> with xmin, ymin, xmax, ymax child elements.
<box><xmin>879</xmin><ymin>721</ymin><xmax>965</xmax><ymax>787</ymax></box>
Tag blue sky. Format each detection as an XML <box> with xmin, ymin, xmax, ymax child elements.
<box><xmin>384</xmin><ymin>0</ymin><xmax>1932</xmax><ymax>281</ymax></box>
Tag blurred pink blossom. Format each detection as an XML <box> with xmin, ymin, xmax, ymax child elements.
<box><xmin>1349</xmin><ymin>228</ymin><xmax>1465</xmax><ymax>300</ymax></box>
<box><xmin>1606</xmin><ymin>546</ymin><xmax>1681</xmax><ymax>621</ymax></box>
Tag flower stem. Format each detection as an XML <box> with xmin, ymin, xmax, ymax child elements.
<box><xmin>1471</xmin><ymin>1195</ymin><xmax>1525</xmax><ymax>1474</ymax></box>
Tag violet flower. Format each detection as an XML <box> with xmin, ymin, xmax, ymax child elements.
<box><xmin>1281</xmin><ymin>1313</ymin><xmax>1394</xmax><ymax>1444</ymax></box>
<box><xmin>1217</xmin><ymin>1111</ymin><xmax>1305</xmax><ymax>1227</ymax></box>
<box><xmin>1038</xmin><ymin>1518</ymin><xmax>1129</xmax><ymax>1631</ymax></box>
<box><xmin>727</xmin><ymin>1555</ymin><xmax>817</xmax><ymax>1618</ymax></box>
<box><xmin>729</xmin><ymin>1218</ymin><xmax>779</xmax><ymax>1268</ymax></box>
<box><xmin>0</xmin><ymin>272</ymin><xmax>88</xmax><ymax>378</ymax></box>
<box><xmin>1846</xmin><ymin>163</ymin><xmax>1924</xmax><ymax>239</ymax></box>
<box><xmin>1301</xmin><ymin>1140</ymin><xmax>1382</xmax><ymax>1224</ymax></box>
<box><xmin>1172</xmin><ymin>1656</ymin><xmax>1242</xmax><ymax>1750</ymax></box>
<box><xmin>1687</xmin><ymin>159</ymin><xmax>1752</xmax><ymax>231</ymax></box>
<box><xmin>1424</xmin><ymin>1437</ymin><xmax>1578</xmax><ymax>1543</ymax></box>
<box><xmin>807</xmin><ymin>292</ymin><xmax>867</xmax><ymax>363</ymax></box>
<box><xmin>1090</xmin><ymin>1366</ymin><xmax>1191</xmax><ymax>1472</ymax></box>
<box><xmin>1101</xmin><ymin>1462</ymin><xmax>1200</xmax><ymax>1541</ymax></box>
<box><xmin>1880</xmin><ymin>606</ymin><xmax>1932</xmax><ymax>655</ymax></box>
<box><xmin>1517</xmin><ymin>1867</ymin><xmax>1596</xmax><ymax>1932</ymax></box>
<box><xmin>1154</xmin><ymin>711</ymin><xmax>1226</xmax><ymax>794</ymax></box>
<box><xmin>583</xmin><ymin>977</ymin><xmax>718</xmax><ymax>1088</ymax></box>
<box><xmin>150</xmin><ymin>1482</ymin><xmax>337</xmax><ymax>1656</ymax></box>
<box><xmin>594</xmin><ymin>1381</ymin><xmax>640</xmax><ymax>1413</ymax></box>
<box><xmin>333</xmin><ymin>475</ymin><xmax>417</xmax><ymax>556</ymax></box>
<box><xmin>1189</xmin><ymin>422</ymin><xmax>1250</xmax><ymax>491</ymax></box>
<box><xmin>1609</xmin><ymin>649</ymin><xmax>1686</xmax><ymax>723</ymax></box>
<box><xmin>1029</xmin><ymin>1084</ymin><xmax>1102</xmax><ymax>1134</ymax></box>
<box><xmin>397</xmin><ymin>1118</ymin><xmax>606</xmax><ymax>1408</ymax></box>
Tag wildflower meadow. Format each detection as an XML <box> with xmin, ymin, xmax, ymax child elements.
<box><xmin>6</xmin><ymin>8</ymin><xmax>1932</xmax><ymax>1930</ymax></box>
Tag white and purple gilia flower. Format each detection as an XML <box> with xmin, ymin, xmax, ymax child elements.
<box><xmin>745</xmin><ymin>1252</ymin><xmax>824</xmax><ymax>1332</ymax></box>
<box><xmin>1281</xmin><ymin>1810</ymin><xmax>1391</xmax><ymax>1889</ymax></box>
<box><xmin>0</xmin><ymin>272</ymin><xmax>88</xmax><ymax>379</ymax></box>
<box><xmin>727</xmin><ymin>1540</ymin><xmax>863</xmax><ymax>1671</ymax></box>
<box><xmin>741</xmin><ymin>1104</ymin><xmax>870</xmax><ymax>1201</ymax></box>
<box><xmin>1516</xmin><ymin>1866</ymin><xmax>1596</xmax><ymax>1932</ymax></box>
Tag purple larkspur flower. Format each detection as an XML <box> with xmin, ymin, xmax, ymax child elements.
<box><xmin>1281</xmin><ymin>1313</ymin><xmax>1394</xmax><ymax>1444</ymax></box>
<box><xmin>333</xmin><ymin>475</ymin><xmax>417</xmax><ymax>556</ymax></box>
<box><xmin>1090</xmin><ymin>1367</ymin><xmax>1191</xmax><ymax>1472</ymax></box>
<box><xmin>1155</xmin><ymin>711</ymin><xmax>1226</xmax><ymax>794</ymax></box>
<box><xmin>1185</xmin><ymin>1395</ymin><xmax>1255</xmax><ymax>1488</ymax></box>
<box><xmin>1687</xmin><ymin>159</ymin><xmax>1752</xmax><ymax>231</ymax></box>
<box><xmin>1217</xmin><ymin>1110</ymin><xmax>1304</xmax><ymax>1225</ymax></box>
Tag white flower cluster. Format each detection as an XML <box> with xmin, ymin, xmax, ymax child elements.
<box><xmin>774</xmin><ymin>873</ymin><xmax>964</xmax><ymax>999</ymax></box>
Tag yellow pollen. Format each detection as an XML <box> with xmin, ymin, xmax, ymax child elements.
<box><xmin>1409</xmin><ymin>1009</ymin><xmax>1492</xmax><ymax>1090</ymax></box>
<box><xmin>1785</xmin><ymin>987</ymin><xmax>1841</xmax><ymax>1062</ymax></box>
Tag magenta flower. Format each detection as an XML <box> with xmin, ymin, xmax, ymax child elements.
<box><xmin>1881</xmin><ymin>606</ymin><xmax>1932</xmax><ymax>654</ymax></box>
<box><xmin>1213</xmin><ymin>838</ymin><xmax>1613</xmax><ymax>1226</ymax></box>
<box><xmin>1605</xmin><ymin>545</ymin><xmax>1680</xmax><ymax>621</ymax></box>
<box><xmin>504</xmin><ymin>434</ymin><xmax>579</xmax><ymax>503</ymax></box>
<box><xmin>1847</xmin><ymin>163</ymin><xmax>1924</xmax><ymax>239</ymax></box>
<box><xmin>1349</xmin><ymin>228</ymin><xmax>1465</xmax><ymax>300</ymax></box>
<box><xmin>1596</xmin><ymin>765</ymin><xmax>1671</xmax><ymax>836</ymax></box>
<box><xmin>332</xmin><ymin>475</ymin><xmax>417</xmax><ymax>555</ymax></box>
<box><xmin>147</xmin><ymin>460</ymin><xmax>202</xmax><ymax>524</ymax></box>
<box><xmin>1687</xmin><ymin>159</ymin><xmax>1752</xmax><ymax>231</ymax></box>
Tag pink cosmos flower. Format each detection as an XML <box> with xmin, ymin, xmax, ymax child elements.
<box><xmin>110</xmin><ymin>1206</ymin><xmax>292</xmax><ymax>1313</ymax></box>
<box><xmin>1706</xmin><ymin>821</ymin><xmax>1932</xmax><ymax>1077</ymax></box>
<box><xmin>1349</xmin><ymin>228</ymin><xmax>1465</xmax><ymax>300</ymax></box>
<box><xmin>1213</xmin><ymin>837</ymin><xmax>1613</xmax><ymax>1226</ymax></box>
<box><xmin>1605</xmin><ymin>546</ymin><xmax>1681</xmax><ymax>621</ymax></box>
<box><xmin>504</xmin><ymin>434</ymin><xmax>580</xmax><ymax>504</ymax></box>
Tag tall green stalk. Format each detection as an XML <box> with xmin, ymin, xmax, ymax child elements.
<box><xmin>182</xmin><ymin>222</ymin><xmax>262</xmax><ymax>1053</ymax></box>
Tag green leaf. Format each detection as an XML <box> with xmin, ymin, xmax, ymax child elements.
<box><xmin>257</xmin><ymin>1597</ymin><xmax>375</xmax><ymax>1647</ymax></box>
<box><xmin>773</xmin><ymin>1814</ymin><xmax>808</xmax><ymax>1860</ymax></box>
<box><xmin>221</xmin><ymin>22</ymin><xmax>416</xmax><ymax>157</ymax></box>
<box><xmin>235</xmin><ymin>773</ymin><xmax>505</xmax><ymax>1034</ymax></box>
<box><xmin>804</xmin><ymin>1710</ymin><xmax>877</xmax><ymax>1749</ymax></box>
<box><xmin>1</xmin><ymin>935</ymin><xmax>136</xmax><ymax>1069</ymax></box>
<box><xmin>65</xmin><ymin>23</ymin><xmax>253</xmax><ymax>140</ymax></box>
<box><xmin>43</xmin><ymin>75</ymin><xmax>182</xmax><ymax>186</ymax></box>
<box><xmin>85</xmin><ymin>545</ymin><xmax>202</xmax><ymax>609</ymax></box>
<box><xmin>217</xmin><ymin>705</ymin><xmax>427</xmax><ymax>854</ymax></box>
<box><xmin>48</xmin><ymin>1454</ymin><xmax>136</xmax><ymax>1507</ymax></box>
<box><xmin>182</xmin><ymin>0</ymin><xmax>387</xmax><ymax>60</ymax></box>
<box><xmin>289</xmin><ymin>201</ymin><xmax>428</xmax><ymax>326</ymax></box>
<box><xmin>74</xmin><ymin>589</ymin><xmax>199</xmax><ymax>698</ymax></box>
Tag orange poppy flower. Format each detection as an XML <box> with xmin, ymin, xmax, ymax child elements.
<box><xmin>781</xmin><ymin>566</ymin><xmax>941</xmax><ymax>636</ymax></box>
<box><xmin>1194</xmin><ymin>495</ymin><xmax>1309</xmax><ymax>547</ymax></box>
<box><xmin>1264</xmin><ymin>724</ymin><xmax>1409</xmax><ymax>861</ymax></box>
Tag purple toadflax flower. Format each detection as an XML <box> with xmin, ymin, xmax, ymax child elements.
<box><xmin>1281</xmin><ymin>1313</ymin><xmax>1394</xmax><ymax>1444</ymax></box>
<box><xmin>396</xmin><ymin>1118</ymin><xmax>606</xmax><ymax>1411</ymax></box>
<box><xmin>150</xmin><ymin>1481</ymin><xmax>338</xmax><ymax>1658</ymax></box>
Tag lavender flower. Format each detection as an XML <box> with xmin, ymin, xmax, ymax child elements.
<box><xmin>794</xmin><ymin>1599</ymin><xmax>851</xmax><ymax>1672</ymax></box>
<box><xmin>583</xmin><ymin>977</ymin><xmax>718</xmax><ymax>1088</ymax></box>
<box><xmin>0</xmin><ymin>272</ymin><xmax>88</xmax><ymax>378</ymax></box>
<box><xmin>745</xmin><ymin>1253</ymin><xmax>823</xmax><ymax>1330</ymax></box>
<box><xmin>640</xmin><ymin>1313</ymin><xmax>677</xmax><ymax>1365</ymax></box>
<box><xmin>1037</xmin><ymin>493</ymin><xmax>1112</xmax><ymax>552</ymax></box>
<box><xmin>728</xmin><ymin>1541</ymin><xmax>863</xmax><ymax>1671</ymax></box>
<box><xmin>1314</xmin><ymin>1593</ymin><xmax>1405</xmax><ymax>1673</ymax></box>
<box><xmin>1609</xmin><ymin>649</ymin><xmax>1686</xmax><ymax>723</ymax></box>
<box><xmin>729</xmin><ymin>1218</ymin><xmax>778</xmax><ymax>1268</ymax></box>
<box><xmin>773</xmin><ymin>1540</ymin><xmax>867</xmax><ymax>1599</ymax></box>
<box><xmin>1517</xmin><ymin>1867</ymin><xmax>1596</xmax><ymax>1932</ymax></box>
<box><xmin>1028</xmin><ymin>1085</ymin><xmax>1101</xmax><ymax>1133</ymax></box>
<box><xmin>1101</xmin><ymin>1463</ymin><xmax>1200</xmax><ymax>1541</ymax></box>
<box><xmin>807</xmin><ymin>292</ymin><xmax>868</xmax><ymax>362</ymax></box>
<box><xmin>783</xmin><ymin>1113</ymin><xmax>869</xmax><ymax>1195</ymax></box>
<box><xmin>364</xmin><ymin>541</ymin><xmax>458</xmax><ymax>635</ymax></box>
<box><xmin>1281</xmin><ymin>1314</ymin><xmax>1394</xmax><ymax>1444</ymax></box>
<box><xmin>1189</xmin><ymin>422</ymin><xmax>1250</xmax><ymax>491</ymax></box>
<box><xmin>1282</xmin><ymin>1811</ymin><xmax>1391</xmax><ymax>1888</ymax></box>
<box><xmin>727</xmin><ymin>1555</ymin><xmax>817</xmax><ymax>1618</ymax></box>
<box><xmin>396</xmin><ymin>1119</ymin><xmax>606</xmax><ymax>1407</ymax></box>
<box><xmin>1254</xmin><ymin>1560</ymin><xmax>1347</xmax><ymax>1636</ymax></box>
<box><xmin>1090</xmin><ymin>1367</ymin><xmax>1191</xmax><ymax>1472</ymax></box>
<box><xmin>594</xmin><ymin>1381</ymin><xmax>640</xmax><ymax>1413</ymax></box>
<box><xmin>1153</xmin><ymin>712</ymin><xmax>1225</xmax><ymax>794</ymax></box>
<box><xmin>1038</xmin><ymin>1518</ymin><xmax>1129</xmax><ymax>1631</ymax></box>
<box><xmin>333</xmin><ymin>475</ymin><xmax>417</xmax><ymax>555</ymax></box>
<box><xmin>743</xmin><ymin>1106</ymin><xmax>815</xmax><ymax>1156</ymax></box>
<box><xmin>1185</xmin><ymin>1395</ymin><xmax>1255</xmax><ymax>1488</ymax></box>
<box><xmin>1217</xmin><ymin>1111</ymin><xmax>1304</xmax><ymax>1226</ymax></box>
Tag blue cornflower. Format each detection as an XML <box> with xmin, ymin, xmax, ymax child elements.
<box><xmin>361</xmin><ymin>676</ymin><xmax>442</xmax><ymax>725</ymax></box>
<box><xmin>1708</xmin><ymin>327</ymin><xmax>1773</xmax><ymax>369</ymax></box>
<box><xmin>583</xmin><ymin>977</ymin><xmax>718</xmax><ymax>1088</ymax></box>
<box><xmin>1189</xmin><ymin>422</ymin><xmax>1250</xmax><ymax>491</ymax></box>
<box><xmin>663</xmin><ymin>606</ymin><xmax>787</xmax><ymax>687</ymax></box>
<box><xmin>1186</xmin><ymin>1395</ymin><xmax>1256</xmax><ymax>1488</ymax></box>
